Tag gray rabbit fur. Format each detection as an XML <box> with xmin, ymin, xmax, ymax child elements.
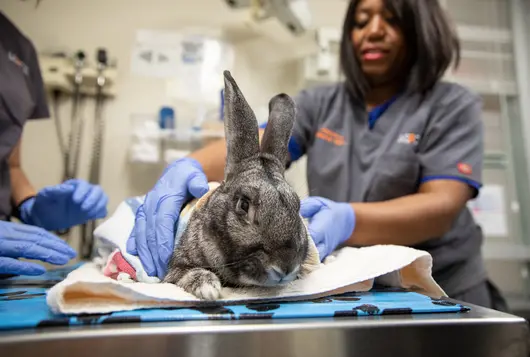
<box><xmin>163</xmin><ymin>70</ymin><xmax>310</xmax><ymax>300</ymax></box>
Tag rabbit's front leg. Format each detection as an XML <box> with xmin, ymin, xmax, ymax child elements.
<box><xmin>164</xmin><ymin>267</ymin><xmax>222</xmax><ymax>300</ymax></box>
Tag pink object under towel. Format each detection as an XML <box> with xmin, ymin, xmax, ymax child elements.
<box><xmin>102</xmin><ymin>249</ymin><xmax>137</xmax><ymax>281</ymax></box>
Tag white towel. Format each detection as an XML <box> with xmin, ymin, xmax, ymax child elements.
<box><xmin>46</xmin><ymin>183</ymin><xmax>446</xmax><ymax>315</ymax></box>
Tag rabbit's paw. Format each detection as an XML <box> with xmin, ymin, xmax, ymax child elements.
<box><xmin>175</xmin><ymin>268</ymin><xmax>222</xmax><ymax>300</ymax></box>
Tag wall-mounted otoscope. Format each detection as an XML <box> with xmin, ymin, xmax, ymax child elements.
<box><xmin>80</xmin><ymin>48</ymin><xmax>109</xmax><ymax>259</ymax></box>
<box><xmin>89</xmin><ymin>48</ymin><xmax>107</xmax><ymax>190</ymax></box>
<box><xmin>43</xmin><ymin>46</ymin><xmax>117</xmax><ymax>246</ymax></box>
<box><xmin>63</xmin><ymin>50</ymin><xmax>86</xmax><ymax>182</ymax></box>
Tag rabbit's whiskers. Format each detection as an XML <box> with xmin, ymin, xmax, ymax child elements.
<box><xmin>196</xmin><ymin>252</ymin><xmax>258</xmax><ymax>270</ymax></box>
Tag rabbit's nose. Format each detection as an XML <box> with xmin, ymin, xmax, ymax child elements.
<box><xmin>268</xmin><ymin>266</ymin><xmax>286</xmax><ymax>282</ymax></box>
<box><xmin>268</xmin><ymin>265</ymin><xmax>300</xmax><ymax>284</ymax></box>
<box><xmin>283</xmin><ymin>265</ymin><xmax>300</xmax><ymax>281</ymax></box>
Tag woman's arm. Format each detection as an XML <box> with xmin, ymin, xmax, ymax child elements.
<box><xmin>188</xmin><ymin>139</ymin><xmax>227</xmax><ymax>182</ymax></box>
<box><xmin>345</xmin><ymin>91</ymin><xmax>484</xmax><ymax>247</ymax></box>
<box><xmin>9</xmin><ymin>138</ymin><xmax>37</xmax><ymax>207</ymax></box>
<box><xmin>189</xmin><ymin>129</ymin><xmax>270</xmax><ymax>182</ymax></box>
<box><xmin>347</xmin><ymin>179</ymin><xmax>473</xmax><ymax>246</ymax></box>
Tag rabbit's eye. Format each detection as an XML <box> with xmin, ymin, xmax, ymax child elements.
<box><xmin>242</xmin><ymin>261</ymin><xmax>255</xmax><ymax>274</ymax></box>
<box><xmin>237</xmin><ymin>197</ymin><xmax>250</xmax><ymax>214</ymax></box>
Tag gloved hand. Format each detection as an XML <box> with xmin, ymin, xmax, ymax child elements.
<box><xmin>126</xmin><ymin>157</ymin><xmax>209</xmax><ymax>279</ymax></box>
<box><xmin>0</xmin><ymin>220</ymin><xmax>77</xmax><ymax>275</ymax></box>
<box><xmin>19</xmin><ymin>179</ymin><xmax>108</xmax><ymax>231</ymax></box>
<box><xmin>300</xmin><ymin>197</ymin><xmax>356</xmax><ymax>261</ymax></box>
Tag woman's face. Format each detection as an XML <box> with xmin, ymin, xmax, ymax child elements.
<box><xmin>351</xmin><ymin>0</ymin><xmax>407</xmax><ymax>86</ymax></box>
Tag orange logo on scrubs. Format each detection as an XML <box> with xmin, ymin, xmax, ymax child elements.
<box><xmin>457</xmin><ymin>163</ymin><xmax>472</xmax><ymax>175</ymax></box>
<box><xmin>7</xmin><ymin>51</ymin><xmax>29</xmax><ymax>76</ymax></box>
<box><xmin>397</xmin><ymin>133</ymin><xmax>421</xmax><ymax>145</ymax></box>
<box><xmin>316</xmin><ymin>128</ymin><xmax>346</xmax><ymax>146</ymax></box>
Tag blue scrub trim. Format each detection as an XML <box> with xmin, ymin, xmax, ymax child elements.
<box><xmin>288</xmin><ymin>137</ymin><xmax>303</xmax><ymax>162</ymax></box>
<box><xmin>421</xmin><ymin>175</ymin><xmax>482</xmax><ymax>190</ymax></box>
<box><xmin>368</xmin><ymin>95</ymin><xmax>399</xmax><ymax>130</ymax></box>
<box><xmin>259</xmin><ymin>122</ymin><xmax>303</xmax><ymax>162</ymax></box>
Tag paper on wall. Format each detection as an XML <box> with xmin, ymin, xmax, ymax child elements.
<box><xmin>130</xmin><ymin>29</ymin><xmax>182</xmax><ymax>78</ymax></box>
<box><xmin>467</xmin><ymin>184</ymin><xmax>508</xmax><ymax>237</ymax></box>
<box><xmin>130</xmin><ymin>45</ymin><xmax>180</xmax><ymax>78</ymax></box>
<box><xmin>130</xmin><ymin>29</ymin><xmax>235</xmax><ymax>106</ymax></box>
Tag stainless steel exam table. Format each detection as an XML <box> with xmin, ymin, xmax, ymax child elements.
<box><xmin>1</xmin><ymin>299</ymin><xmax>529</xmax><ymax>357</ymax></box>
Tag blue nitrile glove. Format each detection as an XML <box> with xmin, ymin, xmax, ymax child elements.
<box><xmin>300</xmin><ymin>197</ymin><xmax>356</xmax><ymax>261</ymax></box>
<box><xmin>19</xmin><ymin>179</ymin><xmax>108</xmax><ymax>231</ymax></box>
<box><xmin>126</xmin><ymin>157</ymin><xmax>209</xmax><ymax>279</ymax></box>
<box><xmin>0</xmin><ymin>220</ymin><xmax>77</xmax><ymax>275</ymax></box>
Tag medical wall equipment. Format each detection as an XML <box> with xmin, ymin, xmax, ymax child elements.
<box><xmin>43</xmin><ymin>49</ymin><xmax>117</xmax><ymax>182</ymax></box>
<box><xmin>77</xmin><ymin>48</ymin><xmax>110</xmax><ymax>260</ymax></box>
<box><xmin>63</xmin><ymin>50</ymin><xmax>86</xmax><ymax>182</ymax></box>
<box><xmin>39</xmin><ymin>49</ymin><xmax>116</xmax><ymax>249</ymax></box>
<box><xmin>223</xmin><ymin>0</ymin><xmax>312</xmax><ymax>38</ymax></box>
<box><xmin>40</xmin><ymin>50</ymin><xmax>118</xmax><ymax>97</ymax></box>
<box><xmin>219</xmin><ymin>0</ymin><xmax>318</xmax><ymax>66</ymax></box>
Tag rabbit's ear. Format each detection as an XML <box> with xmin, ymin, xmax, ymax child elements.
<box><xmin>260</xmin><ymin>93</ymin><xmax>295</xmax><ymax>171</ymax></box>
<box><xmin>223</xmin><ymin>70</ymin><xmax>260</xmax><ymax>179</ymax></box>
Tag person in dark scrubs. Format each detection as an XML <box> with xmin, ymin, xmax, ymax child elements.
<box><xmin>126</xmin><ymin>0</ymin><xmax>508</xmax><ymax>311</ymax></box>
<box><xmin>0</xmin><ymin>11</ymin><xmax>109</xmax><ymax>276</ymax></box>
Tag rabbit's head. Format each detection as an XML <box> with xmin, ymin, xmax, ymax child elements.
<box><xmin>207</xmin><ymin>71</ymin><xmax>309</xmax><ymax>287</ymax></box>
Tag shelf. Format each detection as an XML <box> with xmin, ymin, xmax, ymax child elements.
<box><xmin>301</xmin><ymin>60</ymin><xmax>518</xmax><ymax>97</ymax></box>
<box><xmin>456</xmin><ymin>25</ymin><xmax>512</xmax><ymax>44</ymax></box>
<box><xmin>302</xmin><ymin>25</ymin><xmax>518</xmax><ymax>97</ymax></box>
<box><xmin>310</xmin><ymin>25</ymin><xmax>513</xmax><ymax>49</ymax></box>
<box><xmin>443</xmin><ymin>75</ymin><xmax>518</xmax><ymax>96</ymax></box>
<box><xmin>159</xmin><ymin>128</ymin><xmax>225</xmax><ymax>142</ymax></box>
<box><xmin>301</xmin><ymin>73</ymin><xmax>518</xmax><ymax>98</ymax></box>
<box><xmin>482</xmin><ymin>242</ymin><xmax>530</xmax><ymax>261</ymax></box>
<box><xmin>484</xmin><ymin>151</ymin><xmax>509</xmax><ymax>169</ymax></box>
<box><xmin>506</xmin><ymin>295</ymin><xmax>530</xmax><ymax>315</ymax></box>
<box><xmin>461</xmin><ymin>50</ymin><xmax>512</xmax><ymax>61</ymax></box>
<box><xmin>129</xmin><ymin>127</ymin><xmax>225</xmax><ymax>165</ymax></box>
<box><xmin>39</xmin><ymin>54</ymin><xmax>118</xmax><ymax>97</ymax></box>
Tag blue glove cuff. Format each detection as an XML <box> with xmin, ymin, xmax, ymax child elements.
<box><xmin>17</xmin><ymin>196</ymin><xmax>36</xmax><ymax>225</ymax></box>
<box><xmin>344</xmin><ymin>203</ymin><xmax>356</xmax><ymax>240</ymax></box>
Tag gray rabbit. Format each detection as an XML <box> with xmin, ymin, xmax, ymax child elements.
<box><xmin>163</xmin><ymin>70</ymin><xmax>312</xmax><ymax>300</ymax></box>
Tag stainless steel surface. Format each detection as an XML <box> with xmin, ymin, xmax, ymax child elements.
<box><xmin>1</xmin><ymin>301</ymin><xmax>528</xmax><ymax>357</ymax></box>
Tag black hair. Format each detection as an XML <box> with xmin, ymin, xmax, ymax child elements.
<box><xmin>339</xmin><ymin>0</ymin><xmax>460</xmax><ymax>102</ymax></box>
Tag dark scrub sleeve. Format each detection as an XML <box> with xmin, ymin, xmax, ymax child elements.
<box><xmin>27</xmin><ymin>44</ymin><xmax>49</xmax><ymax>119</ymax></box>
<box><xmin>288</xmin><ymin>89</ymin><xmax>321</xmax><ymax>162</ymax></box>
<box><xmin>419</xmin><ymin>95</ymin><xmax>484</xmax><ymax>196</ymax></box>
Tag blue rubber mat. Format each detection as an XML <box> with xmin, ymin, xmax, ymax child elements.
<box><xmin>0</xmin><ymin>265</ymin><xmax>469</xmax><ymax>331</ymax></box>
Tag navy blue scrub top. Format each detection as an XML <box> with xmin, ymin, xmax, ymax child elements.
<box><xmin>0</xmin><ymin>12</ymin><xmax>49</xmax><ymax>220</ymax></box>
<box><xmin>262</xmin><ymin>81</ymin><xmax>486</xmax><ymax>297</ymax></box>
